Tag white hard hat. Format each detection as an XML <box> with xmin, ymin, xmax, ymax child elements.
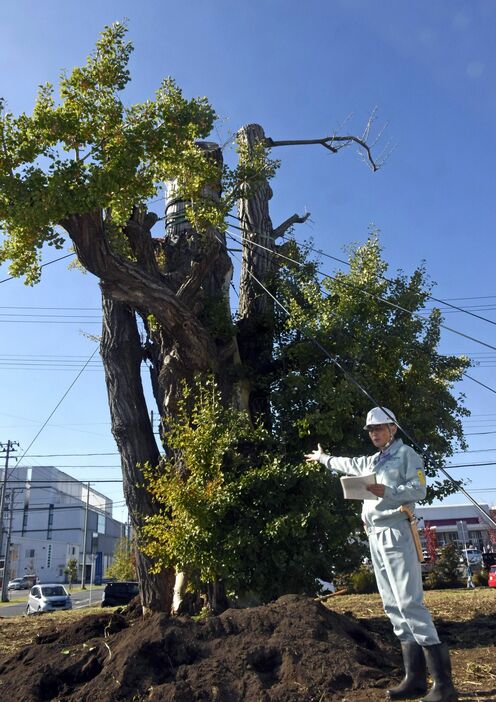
<box><xmin>363</xmin><ymin>407</ymin><xmax>397</xmax><ymax>429</ymax></box>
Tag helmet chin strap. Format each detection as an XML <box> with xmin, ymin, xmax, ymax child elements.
<box><xmin>380</xmin><ymin>425</ymin><xmax>397</xmax><ymax>452</ymax></box>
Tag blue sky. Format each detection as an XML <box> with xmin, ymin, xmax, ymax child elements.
<box><xmin>1</xmin><ymin>0</ymin><xmax>495</xmax><ymax>523</ymax></box>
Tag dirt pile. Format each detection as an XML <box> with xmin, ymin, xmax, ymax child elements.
<box><xmin>0</xmin><ymin>594</ymin><xmax>399</xmax><ymax>701</ymax></box>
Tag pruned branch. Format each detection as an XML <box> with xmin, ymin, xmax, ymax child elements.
<box><xmin>264</xmin><ymin>110</ymin><xmax>390</xmax><ymax>172</ymax></box>
<box><xmin>273</xmin><ymin>211</ymin><xmax>311</xmax><ymax>240</ymax></box>
<box><xmin>265</xmin><ymin>134</ymin><xmax>381</xmax><ymax>171</ymax></box>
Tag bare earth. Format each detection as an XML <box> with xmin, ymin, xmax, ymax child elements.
<box><xmin>0</xmin><ymin>588</ymin><xmax>494</xmax><ymax>701</ymax></box>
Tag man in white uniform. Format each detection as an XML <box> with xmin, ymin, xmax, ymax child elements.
<box><xmin>305</xmin><ymin>407</ymin><xmax>458</xmax><ymax>702</ymax></box>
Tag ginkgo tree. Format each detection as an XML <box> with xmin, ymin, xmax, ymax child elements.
<box><xmin>0</xmin><ymin>22</ymin><xmax>469</xmax><ymax>615</ymax></box>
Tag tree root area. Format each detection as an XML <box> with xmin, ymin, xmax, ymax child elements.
<box><xmin>0</xmin><ymin>594</ymin><xmax>401</xmax><ymax>701</ymax></box>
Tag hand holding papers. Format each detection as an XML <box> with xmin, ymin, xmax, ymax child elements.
<box><xmin>340</xmin><ymin>473</ymin><xmax>378</xmax><ymax>500</ymax></box>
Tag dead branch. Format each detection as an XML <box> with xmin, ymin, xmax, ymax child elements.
<box><xmin>273</xmin><ymin>211</ymin><xmax>311</xmax><ymax>240</ymax></box>
<box><xmin>265</xmin><ymin>133</ymin><xmax>381</xmax><ymax>171</ymax></box>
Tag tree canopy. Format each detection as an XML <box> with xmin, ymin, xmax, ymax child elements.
<box><xmin>271</xmin><ymin>235</ymin><xmax>470</xmax><ymax>501</ymax></box>
<box><xmin>0</xmin><ymin>22</ymin><xmax>471</xmax><ymax>612</ymax></box>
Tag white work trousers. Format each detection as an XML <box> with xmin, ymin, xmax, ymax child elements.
<box><xmin>368</xmin><ymin>520</ymin><xmax>440</xmax><ymax>646</ymax></box>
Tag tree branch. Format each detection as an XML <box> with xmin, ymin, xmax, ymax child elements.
<box><xmin>265</xmin><ymin>134</ymin><xmax>381</xmax><ymax>171</ymax></box>
<box><xmin>273</xmin><ymin>212</ymin><xmax>311</xmax><ymax>240</ymax></box>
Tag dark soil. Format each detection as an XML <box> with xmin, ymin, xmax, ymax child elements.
<box><xmin>0</xmin><ymin>591</ymin><xmax>495</xmax><ymax>702</ymax></box>
<box><xmin>0</xmin><ymin>594</ymin><xmax>399</xmax><ymax>702</ymax></box>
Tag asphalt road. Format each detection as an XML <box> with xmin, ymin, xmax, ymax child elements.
<box><xmin>0</xmin><ymin>586</ymin><xmax>105</xmax><ymax>617</ymax></box>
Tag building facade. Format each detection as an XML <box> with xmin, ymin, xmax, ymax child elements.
<box><xmin>0</xmin><ymin>464</ymin><xmax>126</xmax><ymax>584</ymax></box>
<box><xmin>416</xmin><ymin>502</ymin><xmax>496</xmax><ymax>552</ymax></box>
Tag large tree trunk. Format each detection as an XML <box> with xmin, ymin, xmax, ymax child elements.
<box><xmin>58</xmin><ymin>133</ymin><xmax>291</xmax><ymax>613</ymax></box>
<box><xmin>236</xmin><ymin>124</ymin><xmax>276</xmax><ymax>426</ymax></box>
<box><xmin>100</xmin><ymin>293</ymin><xmax>175</xmax><ymax>614</ymax></box>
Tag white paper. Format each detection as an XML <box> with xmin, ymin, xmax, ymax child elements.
<box><xmin>340</xmin><ymin>473</ymin><xmax>378</xmax><ymax>500</ymax></box>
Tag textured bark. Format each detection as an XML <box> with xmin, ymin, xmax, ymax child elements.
<box><xmin>236</xmin><ymin>123</ymin><xmax>276</xmax><ymax>425</ymax></box>
<box><xmin>100</xmin><ymin>293</ymin><xmax>175</xmax><ymax>614</ymax></box>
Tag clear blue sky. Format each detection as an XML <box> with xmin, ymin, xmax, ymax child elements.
<box><xmin>1</xmin><ymin>0</ymin><xmax>495</xmax><ymax>523</ymax></box>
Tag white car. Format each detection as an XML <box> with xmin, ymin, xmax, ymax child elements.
<box><xmin>26</xmin><ymin>584</ymin><xmax>72</xmax><ymax>614</ymax></box>
<box><xmin>7</xmin><ymin>577</ymin><xmax>31</xmax><ymax>590</ymax></box>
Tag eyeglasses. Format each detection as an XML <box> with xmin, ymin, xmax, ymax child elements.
<box><xmin>367</xmin><ymin>424</ymin><xmax>390</xmax><ymax>432</ymax></box>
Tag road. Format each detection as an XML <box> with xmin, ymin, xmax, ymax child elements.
<box><xmin>0</xmin><ymin>586</ymin><xmax>105</xmax><ymax>617</ymax></box>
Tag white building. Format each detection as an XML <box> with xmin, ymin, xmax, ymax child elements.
<box><xmin>0</xmin><ymin>464</ymin><xmax>126</xmax><ymax>584</ymax></box>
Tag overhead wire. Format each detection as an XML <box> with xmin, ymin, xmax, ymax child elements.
<box><xmin>227</xmin><ymin>213</ymin><xmax>496</xmax><ymax>328</ymax></box>
<box><xmin>0</xmin><ymin>252</ymin><xmax>75</xmax><ymax>284</ymax></box>
<box><xmin>223</xmin><ymin>240</ymin><xmax>496</xmax><ymax>529</ymax></box>
<box><xmin>10</xmin><ymin>346</ymin><xmax>100</xmax><ymax>480</ymax></box>
<box><xmin>226</xmin><ymin>224</ymin><xmax>496</xmax><ymax>354</ymax></box>
<box><xmin>225</xmin><ymin>227</ymin><xmax>496</xmax><ymax>397</ymax></box>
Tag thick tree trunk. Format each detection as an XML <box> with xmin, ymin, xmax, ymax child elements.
<box><xmin>100</xmin><ymin>292</ymin><xmax>175</xmax><ymax>614</ymax></box>
<box><xmin>236</xmin><ymin>124</ymin><xmax>276</xmax><ymax>426</ymax></box>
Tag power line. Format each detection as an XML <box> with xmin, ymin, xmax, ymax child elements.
<box><xmin>10</xmin><ymin>347</ymin><xmax>100</xmax><ymax>476</ymax></box>
<box><xmin>227</xmin><ymin>213</ymin><xmax>496</xmax><ymax>328</ymax></box>
<box><xmin>0</xmin><ymin>252</ymin><xmax>75</xmax><ymax>284</ymax></box>
<box><xmin>226</xmin><ymin>228</ymin><xmax>496</xmax><ymax>396</ymax></box>
<box><xmin>227</xmin><ymin>226</ymin><xmax>496</xmax><ymax>353</ymax></box>
<box><xmin>20</xmin><ymin>453</ymin><xmax>119</xmax><ymax>458</ymax></box>
<box><xmin>225</xmin><ymin>243</ymin><xmax>496</xmax><ymax>529</ymax></box>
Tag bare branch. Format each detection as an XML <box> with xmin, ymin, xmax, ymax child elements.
<box><xmin>273</xmin><ymin>211</ymin><xmax>311</xmax><ymax>240</ymax></box>
<box><xmin>265</xmin><ymin>110</ymin><xmax>389</xmax><ymax>172</ymax></box>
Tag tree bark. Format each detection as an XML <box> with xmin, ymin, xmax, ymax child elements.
<box><xmin>236</xmin><ymin>124</ymin><xmax>276</xmax><ymax>426</ymax></box>
<box><xmin>100</xmin><ymin>292</ymin><xmax>175</xmax><ymax>615</ymax></box>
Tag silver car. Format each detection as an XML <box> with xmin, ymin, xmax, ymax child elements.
<box><xmin>26</xmin><ymin>584</ymin><xmax>72</xmax><ymax>614</ymax></box>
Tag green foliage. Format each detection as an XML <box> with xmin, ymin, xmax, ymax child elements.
<box><xmin>0</xmin><ymin>22</ymin><xmax>277</xmax><ymax>283</ymax></box>
<box><xmin>140</xmin><ymin>377</ymin><xmax>363</xmax><ymax>601</ymax></box>
<box><xmin>63</xmin><ymin>558</ymin><xmax>78</xmax><ymax>587</ymax></box>
<box><xmin>347</xmin><ymin>565</ymin><xmax>378</xmax><ymax>594</ymax></box>
<box><xmin>272</xmin><ymin>235</ymin><xmax>470</xmax><ymax>501</ymax></box>
<box><xmin>425</xmin><ymin>543</ymin><xmax>461</xmax><ymax>589</ymax></box>
<box><xmin>105</xmin><ymin>537</ymin><xmax>136</xmax><ymax>581</ymax></box>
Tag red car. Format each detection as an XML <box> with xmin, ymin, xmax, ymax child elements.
<box><xmin>488</xmin><ymin>566</ymin><xmax>496</xmax><ymax>588</ymax></box>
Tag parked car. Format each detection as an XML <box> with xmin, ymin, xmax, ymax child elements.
<box><xmin>459</xmin><ymin>548</ymin><xmax>482</xmax><ymax>565</ymax></box>
<box><xmin>101</xmin><ymin>581</ymin><xmax>139</xmax><ymax>607</ymax></box>
<box><xmin>488</xmin><ymin>566</ymin><xmax>496</xmax><ymax>588</ymax></box>
<box><xmin>7</xmin><ymin>577</ymin><xmax>32</xmax><ymax>591</ymax></box>
<box><xmin>26</xmin><ymin>584</ymin><xmax>72</xmax><ymax>614</ymax></box>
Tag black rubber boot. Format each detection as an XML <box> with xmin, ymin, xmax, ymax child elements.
<box><xmin>387</xmin><ymin>641</ymin><xmax>427</xmax><ymax>699</ymax></box>
<box><xmin>421</xmin><ymin>643</ymin><xmax>458</xmax><ymax>702</ymax></box>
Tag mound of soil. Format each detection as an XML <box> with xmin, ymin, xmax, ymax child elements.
<box><xmin>0</xmin><ymin>595</ymin><xmax>400</xmax><ymax>701</ymax></box>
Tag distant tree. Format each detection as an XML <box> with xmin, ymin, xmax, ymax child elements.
<box><xmin>106</xmin><ymin>537</ymin><xmax>136</xmax><ymax>581</ymax></box>
<box><xmin>64</xmin><ymin>558</ymin><xmax>78</xmax><ymax>590</ymax></box>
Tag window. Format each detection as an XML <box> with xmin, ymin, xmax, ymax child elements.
<box><xmin>25</xmin><ymin>549</ymin><xmax>35</xmax><ymax>559</ymax></box>
<box><xmin>97</xmin><ymin>513</ymin><xmax>105</xmax><ymax>534</ymax></box>
<box><xmin>46</xmin><ymin>544</ymin><xmax>52</xmax><ymax>569</ymax></box>
<box><xmin>47</xmin><ymin>504</ymin><xmax>54</xmax><ymax>540</ymax></box>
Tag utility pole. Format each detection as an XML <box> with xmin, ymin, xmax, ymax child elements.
<box><xmin>0</xmin><ymin>491</ymin><xmax>15</xmax><ymax>602</ymax></box>
<box><xmin>81</xmin><ymin>482</ymin><xmax>90</xmax><ymax>589</ymax></box>
<box><xmin>0</xmin><ymin>440</ymin><xmax>19</xmax><ymax>600</ymax></box>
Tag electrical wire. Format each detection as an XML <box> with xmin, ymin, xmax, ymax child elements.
<box><xmin>9</xmin><ymin>346</ymin><xmax>100</xmax><ymax>478</ymax></box>
<box><xmin>0</xmin><ymin>252</ymin><xmax>75</xmax><ymax>284</ymax></box>
<box><xmin>225</xmin><ymin>243</ymin><xmax>496</xmax><ymax>529</ymax></box>
<box><xmin>226</xmin><ymin>228</ymin><xmax>496</xmax><ymax>397</ymax></box>
<box><xmin>227</xmin><ymin>226</ymin><xmax>496</xmax><ymax>354</ymax></box>
<box><xmin>227</xmin><ymin>213</ymin><xmax>496</xmax><ymax>328</ymax></box>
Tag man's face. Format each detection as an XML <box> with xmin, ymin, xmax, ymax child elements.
<box><xmin>367</xmin><ymin>423</ymin><xmax>397</xmax><ymax>449</ymax></box>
